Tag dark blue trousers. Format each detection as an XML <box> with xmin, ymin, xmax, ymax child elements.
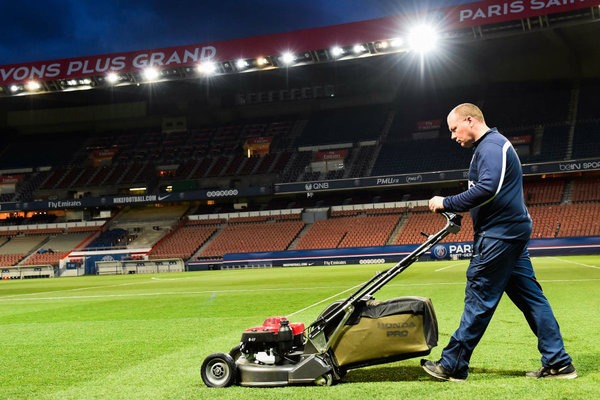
<box><xmin>439</xmin><ymin>236</ymin><xmax>572</xmax><ymax>379</ymax></box>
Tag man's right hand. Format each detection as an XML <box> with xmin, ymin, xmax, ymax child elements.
<box><xmin>428</xmin><ymin>196</ymin><xmax>445</xmax><ymax>213</ymax></box>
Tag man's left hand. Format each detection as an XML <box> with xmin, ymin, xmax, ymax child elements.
<box><xmin>428</xmin><ymin>196</ymin><xmax>445</xmax><ymax>212</ymax></box>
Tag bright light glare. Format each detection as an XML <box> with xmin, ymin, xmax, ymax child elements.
<box><xmin>236</xmin><ymin>59</ymin><xmax>248</xmax><ymax>69</ymax></box>
<box><xmin>280</xmin><ymin>52</ymin><xmax>295</xmax><ymax>65</ymax></box>
<box><xmin>330</xmin><ymin>46</ymin><xmax>344</xmax><ymax>57</ymax></box>
<box><xmin>26</xmin><ymin>81</ymin><xmax>41</xmax><ymax>91</ymax></box>
<box><xmin>197</xmin><ymin>62</ymin><xmax>217</xmax><ymax>75</ymax></box>
<box><xmin>352</xmin><ymin>44</ymin><xmax>366</xmax><ymax>54</ymax></box>
<box><xmin>407</xmin><ymin>24</ymin><xmax>439</xmax><ymax>54</ymax></box>
<box><xmin>10</xmin><ymin>85</ymin><xmax>20</xmax><ymax>93</ymax></box>
<box><xmin>143</xmin><ymin>67</ymin><xmax>160</xmax><ymax>81</ymax></box>
<box><xmin>375</xmin><ymin>41</ymin><xmax>388</xmax><ymax>50</ymax></box>
<box><xmin>389</xmin><ymin>37</ymin><xmax>404</xmax><ymax>48</ymax></box>
<box><xmin>106</xmin><ymin>72</ymin><xmax>119</xmax><ymax>83</ymax></box>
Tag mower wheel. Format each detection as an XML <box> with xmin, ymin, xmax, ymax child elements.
<box><xmin>314</xmin><ymin>372</ymin><xmax>334</xmax><ymax>386</ymax></box>
<box><xmin>201</xmin><ymin>353</ymin><xmax>237</xmax><ymax>388</ymax></box>
<box><xmin>229</xmin><ymin>345</ymin><xmax>242</xmax><ymax>361</ymax></box>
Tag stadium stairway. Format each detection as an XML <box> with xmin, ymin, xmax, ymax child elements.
<box><xmin>191</xmin><ymin>223</ymin><xmax>227</xmax><ymax>260</ymax></box>
<box><xmin>386</xmin><ymin>213</ymin><xmax>409</xmax><ymax>245</ymax></box>
<box><xmin>287</xmin><ymin>223</ymin><xmax>313</xmax><ymax>251</ymax></box>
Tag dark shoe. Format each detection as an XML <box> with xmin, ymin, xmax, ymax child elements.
<box><xmin>526</xmin><ymin>363</ymin><xmax>578</xmax><ymax>379</ymax></box>
<box><xmin>420</xmin><ymin>359</ymin><xmax>466</xmax><ymax>382</ymax></box>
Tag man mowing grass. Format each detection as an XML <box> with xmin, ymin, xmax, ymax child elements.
<box><xmin>423</xmin><ymin>103</ymin><xmax>577</xmax><ymax>382</ymax></box>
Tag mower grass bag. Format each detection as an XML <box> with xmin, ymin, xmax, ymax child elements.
<box><xmin>331</xmin><ymin>296</ymin><xmax>438</xmax><ymax>370</ymax></box>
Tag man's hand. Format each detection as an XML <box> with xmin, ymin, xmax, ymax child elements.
<box><xmin>428</xmin><ymin>196</ymin><xmax>445</xmax><ymax>213</ymax></box>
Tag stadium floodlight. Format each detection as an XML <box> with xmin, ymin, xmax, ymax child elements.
<box><xmin>375</xmin><ymin>37</ymin><xmax>406</xmax><ymax>53</ymax></box>
<box><xmin>236</xmin><ymin>59</ymin><xmax>249</xmax><ymax>70</ymax></box>
<box><xmin>197</xmin><ymin>61</ymin><xmax>217</xmax><ymax>75</ymax></box>
<box><xmin>256</xmin><ymin>57</ymin><xmax>269</xmax><ymax>67</ymax></box>
<box><xmin>407</xmin><ymin>24</ymin><xmax>439</xmax><ymax>54</ymax></box>
<box><xmin>280</xmin><ymin>52</ymin><xmax>296</xmax><ymax>65</ymax></box>
<box><xmin>142</xmin><ymin>67</ymin><xmax>160</xmax><ymax>81</ymax></box>
<box><xmin>330</xmin><ymin>46</ymin><xmax>344</xmax><ymax>58</ymax></box>
<box><xmin>374</xmin><ymin>41</ymin><xmax>388</xmax><ymax>50</ymax></box>
<box><xmin>106</xmin><ymin>72</ymin><xmax>119</xmax><ymax>84</ymax></box>
<box><xmin>25</xmin><ymin>81</ymin><xmax>42</xmax><ymax>91</ymax></box>
<box><xmin>353</xmin><ymin>44</ymin><xmax>367</xmax><ymax>54</ymax></box>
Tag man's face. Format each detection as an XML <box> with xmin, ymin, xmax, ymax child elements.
<box><xmin>447</xmin><ymin>112</ymin><xmax>476</xmax><ymax>148</ymax></box>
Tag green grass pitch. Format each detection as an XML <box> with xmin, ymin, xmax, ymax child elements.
<box><xmin>1</xmin><ymin>255</ymin><xmax>599</xmax><ymax>399</ymax></box>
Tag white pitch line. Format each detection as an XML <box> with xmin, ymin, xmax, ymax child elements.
<box><xmin>288</xmin><ymin>283</ymin><xmax>362</xmax><ymax>317</ymax></box>
<box><xmin>3</xmin><ymin>279</ymin><xmax>599</xmax><ymax>303</ymax></box>
<box><xmin>0</xmin><ymin>282</ymin><xmax>457</xmax><ymax>302</ymax></box>
<box><xmin>1</xmin><ymin>275</ymin><xmax>205</xmax><ymax>300</ymax></box>
<box><xmin>150</xmin><ymin>277</ymin><xmax>188</xmax><ymax>281</ymax></box>
<box><xmin>549</xmin><ymin>257</ymin><xmax>600</xmax><ymax>269</ymax></box>
<box><xmin>0</xmin><ymin>285</ymin><xmax>360</xmax><ymax>302</ymax></box>
<box><xmin>434</xmin><ymin>262</ymin><xmax>465</xmax><ymax>272</ymax></box>
<box><xmin>0</xmin><ymin>279</ymin><xmax>161</xmax><ymax>300</ymax></box>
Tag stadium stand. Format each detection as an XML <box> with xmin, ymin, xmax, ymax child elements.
<box><xmin>297</xmin><ymin>105</ymin><xmax>389</xmax><ymax>146</ymax></box>
<box><xmin>370</xmin><ymin>138</ymin><xmax>471</xmax><ymax>176</ymax></box>
<box><xmin>391</xmin><ymin>207</ymin><xmax>473</xmax><ymax>245</ymax></box>
<box><xmin>483</xmin><ymin>80</ymin><xmax>572</xmax><ymax>128</ymax></box>
<box><xmin>0</xmin><ymin>180</ymin><xmax>595</xmax><ymax>268</ymax></box>
<box><xmin>198</xmin><ymin>219</ymin><xmax>305</xmax><ymax>258</ymax></box>
<box><xmin>2</xmin><ymin>74</ymin><xmax>596</xmax><ymax>203</ymax></box>
<box><xmin>87</xmin><ymin>228</ymin><xmax>129</xmax><ymax>248</ymax></box>
<box><xmin>0</xmin><ymin>254</ymin><xmax>25</xmax><ymax>267</ymax></box>
<box><xmin>572</xmin><ymin>121</ymin><xmax>600</xmax><ymax>159</ymax></box>
<box><xmin>523</xmin><ymin>180</ymin><xmax>566</xmax><ymax>205</ymax></box>
<box><xmin>557</xmin><ymin>203</ymin><xmax>600</xmax><ymax>238</ymax></box>
<box><xmin>294</xmin><ymin>213</ymin><xmax>400</xmax><ymax>250</ymax></box>
<box><xmin>104</xmin><ymin>204</ymin><xmax>189</xmax><ymax>248</ymax></box>
<box><xmin>529</xmin><ymin>202</ymin><xmax>600</xmax><ymax>238</ymax></box>
<box><xmin>577</xmin><ymin>78</ymin><xmax>600</xmax><ymax>121</ymax></box>
<box><xmin>0</xmin><ymin>235</ymin><xmax>47</xmax><ymax>266</ymax></box>
<box><xmin>571</xmin><ymin>177</ymin><xmax>600</xmax><ymax>203</ymax></box>
<box><xmin>149</xmin><ymin>222</ymin><xmax>218</xmax><ymax>260</ymax></box>
<box><xmin>0</xmin><ymin>132</ymin><xmax>89</xmax><ymax>169</ymax></box>
<box><xmin>527</xmin><ymin>125</ymin><xmax>570</xmax><ymax>163</ymax></box>
<box><xmin>0</xmin><ymin>8</ymin><xmax>598</xmax><ymax>273</ymax></box>
<box><xmin>21</xmin><ymin>231</ymin><xmax>93</xmax><ymax>266</ymax></box>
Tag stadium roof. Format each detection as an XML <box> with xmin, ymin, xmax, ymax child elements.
<box><xmin>1</xmin><ymin>0</ymin><xmax>598</xmax><ymax>97</ymax></box>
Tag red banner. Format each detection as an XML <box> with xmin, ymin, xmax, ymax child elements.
<box><xmin>91</xmin><ymin>148</ymin><xmax>118</xmax><ymax>159</ymax></box>
<box><xmin>416</xmin><ymin>119</ymin><xmax>442</xmax><ymax>131</ymax></box>
<box><xmin>245</xmin><ymin>137</ymin><xmax>273</xmax><ymax>145</ymax></box>
<box><xmin>244</xmin><ymin>137</ymin><xmax>272</xmax><ymax>156</ymax></box>
<box><xmin>316</xmin><ymin>150</ymin><xmax>348</xmax><ymax>161</ymax></box>
<box><xmin>0</xmin><ymin>175</ymin><xmax>23</xmax><ymax>184</ymax></box>
<box><xmin>449</xmin><ymin>0</ymin><xmax>597</xmax><ymax>26</ymax></box>
<box><xmin>508</xmin><ymin>135</ymin><xmax>533</xmax><ymax>145</ymax></box>
<box><xmin>0</xmin><ymin>0</ymin><xmax>597</xmax><ymax>85</ymax></box>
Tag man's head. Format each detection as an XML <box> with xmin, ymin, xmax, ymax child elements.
<box><xmin>447</xmin><ymin>103</ymin><xmax>489</xmax><ymax>148</ymax></box>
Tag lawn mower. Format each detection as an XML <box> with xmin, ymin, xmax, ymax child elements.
<box><xmin>200</xmin><ymin>211</ymin><xmax>462</xmax><ymax>387</ymax></box>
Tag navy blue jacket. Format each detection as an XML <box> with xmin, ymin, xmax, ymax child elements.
<box><xmin>443</xmin><ymin>128</ymin><xmax>532</xmax><ymax>240</ymax></box>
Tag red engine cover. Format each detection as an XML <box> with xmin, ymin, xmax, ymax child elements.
<box><xmin>244</xmin><ymin>316</ymin><xmax>305</xmax><ymax>336</ymax></box>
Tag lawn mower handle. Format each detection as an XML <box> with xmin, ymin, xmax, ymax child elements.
<box><xmin>307</xmin><ymin>211</ymin><xmax>462</xmax><ymax>339</ymax></box>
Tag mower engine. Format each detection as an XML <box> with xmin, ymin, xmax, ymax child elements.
<box><xmin>239</xmin><ymin>316</ymin><xmax>305</xmax><ymax>364</ymax></box>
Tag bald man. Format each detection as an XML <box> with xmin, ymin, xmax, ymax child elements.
<box><xmin>421</xmin><ymin>103</ymin><xmax>576</xmax><ymax>381</ymax></box>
